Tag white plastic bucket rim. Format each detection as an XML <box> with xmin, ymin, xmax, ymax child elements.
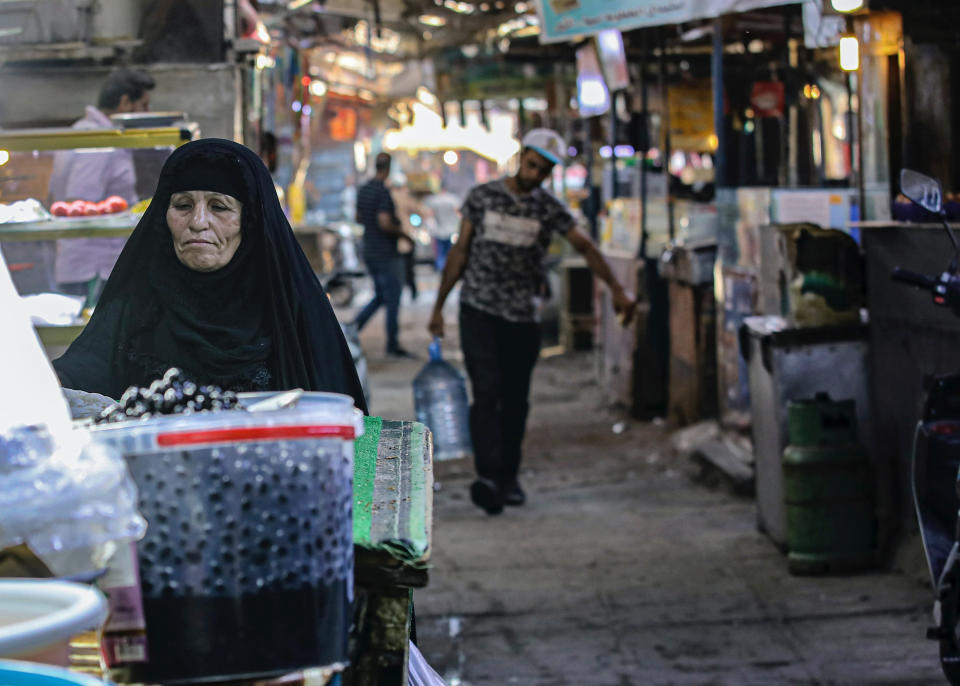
<box><xmin>0</xmin><ymin>580</ymin><xmax>108</xmax><ymax>659</ymax></box>
<box><xmin>91</xmin><ymin>391</ymin><xmax>363</xmax><ymax>453</ymax></box>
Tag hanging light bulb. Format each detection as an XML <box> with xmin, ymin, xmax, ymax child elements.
<box><xmin>839</xmin><ymin>35</ymin><xmax>859</xmax><ymax>71</ymax></box>
<box><xmin>830</xmin><ymin>0</ymin><xmax>864</xmax><ymax>11</ymax></box>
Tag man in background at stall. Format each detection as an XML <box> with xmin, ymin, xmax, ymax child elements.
<box><xmin>423</xmin><ymin>184</ymin><xmax>461</xmax><ymax>273</ymax></box>
<box><xmin>427</xmin><ymin>129</ymin><xmax>637</xmax><ymax>515</ymax></box>
<box><xmin>351</xmin><ymin>152</ymin><xmax>416</xmax><ymax>358</ymax></box>
<box><xmin>49</xmin><ymin>68</ymin><xmax>155</xmax><ymax>299</ymax></box>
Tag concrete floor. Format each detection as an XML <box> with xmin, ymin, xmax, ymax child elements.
<box><xmin>340</xmin><ymin>270</ymin><xmax>945</xmax><ymax>686</ymax></box>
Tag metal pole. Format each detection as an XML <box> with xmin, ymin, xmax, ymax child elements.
<box><xmin>898</xmin><ymin>39</ymin><xmax>909</xmax><ymax>173</ymax></box>
<box><xmin>639</xmin><ymin>33</ymin><xmax>649</xmax><ymax>260</ymax></box>
<box><xmin>785</xmin><ymin>8</ymin><xmax>799</xmax><ymax>187</ymax></box>
<box><xmin>610</xmin><ymin>90</ymin><xmax>619</xmax><ymax>198</ymax></box>
<box><xmin>712</xmin><ymin>16</ymin><xmax>726</xmax><ymax>190</ymax></box>
<box><xmin>584</xmin><ymin>119</ymin><xmax>597</xmax><ymax>241</ymax></box>
<box><xmin>856</xmin><ymin>67</ymin><xmax>865</xmax><ymax>219</ymax></box>
<box><xmin>845</xmin><ymin>70</ymin><xmax>860</xmax><ymax>215</ymax></box>
<box><xmin>659</xmin><ymin>28</ymin><xmax>674</xmax><ymax>241</ymax></box>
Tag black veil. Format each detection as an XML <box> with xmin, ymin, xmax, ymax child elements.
<box><xmin>53</xmin><ymin>138</ymin><xmax>368</xmax><ymax>413</ymax></box>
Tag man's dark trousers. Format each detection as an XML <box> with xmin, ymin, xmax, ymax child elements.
<box><xmin>355</xmin><ymin>256</ymin><xmax>404</xmax><ymax>351</ymax></box>
<box><xmin>459</xmin><ymin>303</ymin><xmax>541</xmax><ymax>489</ymax></box>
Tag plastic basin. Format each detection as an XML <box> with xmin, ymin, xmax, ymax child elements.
<box><xmin>0</xmin><ymin>581</ymin><xmax>107</xmax><ymax>666</ymax></box>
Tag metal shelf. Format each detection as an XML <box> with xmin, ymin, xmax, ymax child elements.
<box><xmin>0</xmin><ymin>217</ymin><xmax>138</xmax><ymax>242</ymax></box>
<box><xmin>0</xmin><ymin>40</ymin><xmax>141</xmax><ymax>63</ymax></box>
<box><xmin>0</xmin><ymin>126</ymin><xmax>192</xmax><ymax>152</ymax></box>
<box><xmin>849</xmin><ymin>220</ymin><xmax>960</xmax><ymax>229</ymax></box>
<box><xmin>35</xmin><ymin>323</ymin><xmax>85</xmax><ymax>348</ymax></box>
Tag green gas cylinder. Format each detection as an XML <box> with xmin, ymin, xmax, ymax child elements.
<box><xmin>782</xmin><ymin>393</ymin><xmax>875</xmax><ymax>574</ymax></box>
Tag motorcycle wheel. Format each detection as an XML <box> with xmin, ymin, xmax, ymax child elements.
<box><xmin>939</xmin><ymin>564</ymin><xmax>960</xmax><ymax>685</ymax></box>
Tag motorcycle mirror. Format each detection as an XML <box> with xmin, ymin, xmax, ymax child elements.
<box><xmin>901</xmin><ymin>169</ymin><xmax>944</xmax><ymax>214</ymax></box>
<box><xmin>902</xmin><ymin>168</ymin><xmax>960</xmax><ymax>273</ymax></box>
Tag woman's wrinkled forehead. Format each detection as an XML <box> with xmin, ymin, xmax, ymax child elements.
<box><xmin>169</xmin><ymin>189</ymin><xmax>242</xmax><ymax>205</ymax></box>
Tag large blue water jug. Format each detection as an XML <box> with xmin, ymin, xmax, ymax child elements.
<box><xmin>413</xmin><ymin>339</ymin><xmax>472</xmax><ymax>461</ymax></box>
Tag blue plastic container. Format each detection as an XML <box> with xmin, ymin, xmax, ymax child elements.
<box><xmin>0</xmin><ymin>660</ymin><xmax>108</xmax><ymax>686</ymax></box>
<box><xmin>413</xmin><ymin>339</ymin><xmax>472</xmax><ymax>461</ymax></box>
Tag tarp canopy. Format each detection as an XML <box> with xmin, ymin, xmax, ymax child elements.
<box><xmin>535</xmin><ymin>0</ymin><xmax>803</xmax><ymax>44</ymax></box>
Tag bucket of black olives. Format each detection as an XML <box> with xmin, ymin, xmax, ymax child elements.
<box><xmin>90</xmin><ymin>369</ymin><xmax>361</xmax><ymax>684</ymax></box>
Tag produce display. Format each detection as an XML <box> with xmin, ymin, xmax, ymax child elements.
<box><xmin>50</xmin><ymin>196</ymin><xmax>129</xmax><ymax>217</ymax></box>
<box><xmin>95</xmin><ymin>368</ymin><xmax>239</xmax><ymax>424</ymax></box>
<box><xmin>0</xmin><ymin>196</ymin><xmax>132</xmax><ymax>225</ymax></box>
<box><xmin>0</xmin><ymin>198</ymin><xmax>49</xmax><ymax>224</ymax></box>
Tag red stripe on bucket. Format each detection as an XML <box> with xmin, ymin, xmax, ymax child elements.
<box><xmin>156</xmin><ymin>424</ymin><xmax>355</xmax><ymax>447</ymax></box>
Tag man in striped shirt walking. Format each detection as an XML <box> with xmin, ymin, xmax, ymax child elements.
<box><xmin>351</xmin><ymin>153</ymin><xmax>415</xmax><ymax>357</ymax></box>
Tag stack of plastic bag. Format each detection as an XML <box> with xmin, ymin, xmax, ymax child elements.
<box><xmin>0</xmin><ymin>251</ymin><xmax>145</xmax><ymax>576</ymax></box>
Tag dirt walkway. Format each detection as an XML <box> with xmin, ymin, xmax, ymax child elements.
<box><xmin>343</xmin><ymin>270</ymin><xmax>942</xmax><ymax>686</ymax></box>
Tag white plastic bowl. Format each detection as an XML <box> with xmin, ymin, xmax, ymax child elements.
<box><xmin>0</xmin><ymin>581</ymin><xmax>108</xmax><ymax>666</ymax></box>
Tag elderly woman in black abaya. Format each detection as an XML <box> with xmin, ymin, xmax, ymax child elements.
<box><xmin>53</xmin><ymin>138</ymin><xmax>367</xmax><ymax>413</ymax></box>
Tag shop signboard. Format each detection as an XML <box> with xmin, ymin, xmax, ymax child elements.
<box><xmin>436</xmin><ymin>54</ymin><xmax>556</xmax><ymax>101</ymax></box>
<box><xmin>750</xmin><ymin>82</ymin><xmax>785</xmax><ymax>118</ymax></box>
<box><xmin>535</xmin><ymin>0</ymin><xmax>802</xmax><ymax>44</ymax></box>
<box><xmin>596</xmin><ymin>29</ymin><xmax>629</xmax><ymax>91</ymax></box>
<box><xmin>576</xmin><ymin>41</ymin><xmax>611</xmax><ymax>116</ymax></box>
<box><xmin>667</xmin><ymin>82</ymin><xmax>715</xmax><ymax>152</ymax></box>
<box><xmin>771</xmin><ymin>188</ymin><xmax>855</xmax><ymax>230</ymax></box>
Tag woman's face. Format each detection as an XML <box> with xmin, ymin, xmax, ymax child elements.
<box><xmin>167</xmin><ymin>191</ymin><xmax>243</xmax><ymax>272</ymax></box>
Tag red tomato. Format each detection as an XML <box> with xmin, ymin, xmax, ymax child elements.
<box><xmin>50</xmin><ymin>201</ymin><xmax>70</xmax><ymax>217</ymax></box>
<box><xmin>103</xmin><ymin>196</ymin><xmax>128</xmax><ymax>213</ymax></box>
<box><xmin>67</xmin><ymin>200</ymin><xmax>86</xmax><ymax>217</ymax></box>
<box><xmin>82</xmin><ymin>201</ymin><xmax>100</xmax><ymax>216</ymax></box>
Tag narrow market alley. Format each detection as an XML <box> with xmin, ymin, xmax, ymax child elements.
<box><xmin>344</xmin><ymin>269</ymin><xmax>944</xmax><ymax>686</ymax></box>
<box><xmin>8</xmin><ymin>2</ymin><xmax>960</xmax><ymax>686</ymax></box>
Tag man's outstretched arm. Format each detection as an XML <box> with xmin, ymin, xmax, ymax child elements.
<box><xmin>428</xmin><ymin>218</ymin><xmax>475</xmax><ymax>338</ymax></box>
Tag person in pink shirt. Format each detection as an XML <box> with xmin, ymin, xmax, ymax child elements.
<box><xmin>48</xmin><ymin>69</ymin><xmax>155</xmax><ymax>298</ymax></box>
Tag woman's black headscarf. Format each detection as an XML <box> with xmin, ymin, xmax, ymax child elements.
<box><xmin>53</xmin><ymin>138</ymin><xmax>367</xmax><ymax>413</ymax></box>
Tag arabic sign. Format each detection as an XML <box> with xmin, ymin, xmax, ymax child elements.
<box><xmin>535</xmin><ymin>0</ymin><xmax>801</xmax><ymax>44</ymax></box>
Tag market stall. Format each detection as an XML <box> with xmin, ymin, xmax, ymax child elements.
<box><xmin>0</xmin><ymin>124</ymin><xmax>193</xmax><ymax>357</ymax></box>
<box><xmin>3</xmin><ymin>385</ymin><xmax>433</xmax><ymax>686</ymax></box>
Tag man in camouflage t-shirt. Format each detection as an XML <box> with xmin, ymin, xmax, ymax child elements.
<box><xmin>428</xmin><ymin>129</ymin><xmax>636</xmax><ymax>515</ymax></box>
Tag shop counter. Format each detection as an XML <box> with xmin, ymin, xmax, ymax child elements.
<box><xmin>660</xmin><ymin>240</ymin><xmax>718</xmax><ymax>426</ymax></box>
